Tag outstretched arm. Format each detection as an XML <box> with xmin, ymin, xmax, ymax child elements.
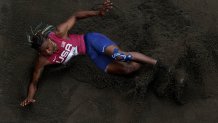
<box><xmin>55</xmin><ymin>0</ymin><xmax>113</xmax><ymax>38</ymax></box>
<box><xmin>20</xmin><ymin>56</ymin><xmax>50</xmax><ymax>107</ymax></box>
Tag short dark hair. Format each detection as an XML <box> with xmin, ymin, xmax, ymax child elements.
<box><xmin>31</xmin><ymin>33</ymin><xmax>44</xmax><ymax>51</ymax></box>
<box><xmin>27</xmin><ymin>24</ymin><xmax>55</xmax><ymax>51</ymax></box>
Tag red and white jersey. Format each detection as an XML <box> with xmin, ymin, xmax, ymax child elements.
<box><xmin>46</xmin><ymin>32</ymin><xmax>86</xmax><ymax>64</ymax></box>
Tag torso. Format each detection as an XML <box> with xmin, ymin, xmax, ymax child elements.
<box><xmin>46</xmin><ymin>32</ymin><xmax>86</xmax><ymax>64</ymax></box>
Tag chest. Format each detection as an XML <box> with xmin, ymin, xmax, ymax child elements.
<box><xmin>52</xmin><ymin>40</ymin><xmax>79</xmax><ymax>64</ymax></box>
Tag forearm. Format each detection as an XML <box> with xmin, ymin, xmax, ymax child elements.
<box><xmin>74</xmin><ymin>10</ymin><xmax>100</xmax><ymax>19</ymax></box>
<box><xmin>20</xmin><ymin>57</ymin><xmax>48</xmax><ymax>106</ymax></box>
<box><xmin>56</xmin><ymin>10</ymin><xmax>100</xmax><ymax>36</ymax></box>
<box><xmin>55</xmin><ymin>0</ymin><xmax>112</xmax><ymax>37</ymax></box>
<box><xmin>27</xmin><ymin>82</ymin><xmax>37</xmax><ymax>99</ymax></box>
<box><xmin>26</xmin><ymin>67</ymin><xmax>43</xmax><ymax>99</ymax></box>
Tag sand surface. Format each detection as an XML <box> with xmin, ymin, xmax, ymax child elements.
<box><xmin>0</xmin><ymin>0</ymin><xmax>218</xmax><ymax>122</ymax></box>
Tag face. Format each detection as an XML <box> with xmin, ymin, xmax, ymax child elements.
<box><xmin>40</xmin><ymin>38</ymin><xmax>54</xmax><ymax>56</ymax></box>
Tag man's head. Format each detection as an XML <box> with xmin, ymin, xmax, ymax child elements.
<box><xmin>27</xmin><ymin>24</ymin><xmax>55</xmax><ymax>55</ymax></box>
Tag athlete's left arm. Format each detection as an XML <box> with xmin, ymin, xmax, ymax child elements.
<box><xmin>55</xmin><ymin>0</ymin><xmax>113</xmax><ymax>38</ymax></box>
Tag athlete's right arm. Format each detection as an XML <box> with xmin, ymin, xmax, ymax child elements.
<box><xmin>55</xmin><ymin>0</ymin><xmax>113</xmax><ymax>38</ymax></box>
<box><xmin>20</xmin><ymin>56</ymin><xmax>50</xmax><ymax>107</ymax></box>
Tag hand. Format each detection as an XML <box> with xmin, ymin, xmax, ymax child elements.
<box><xmin>99</xmin><ymin>0</ymin><xmax>113</xmax><ymax>16</ymax></box>
<box><xmin>20</xmin><ymin>98</ymin><xmax>36</xmax><ymax>107</ymax></box>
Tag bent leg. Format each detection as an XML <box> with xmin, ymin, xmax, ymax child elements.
<box><xmin>128</xmin><ymin>51</ymin><xmax>157</xmax><ymax>65</ymax></box>
<box><xmin>106</xmin><ymin>61</ymin><xmax>141</xmax><ymax>75</ymax></box>
<box><xmin>105</xmin><ymin>45</ymin><xmax>157</xmax><ymax>65</ymax></box>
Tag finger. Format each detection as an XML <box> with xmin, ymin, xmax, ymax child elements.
<box><xmin>20</xmin><ymin>102</ymin><xmax>24</xmax><ymax>106</ymax></box>
<box><xmin>31</xmin><ymin>99</ymin><xmax>36</xmax><ymax>103</ymax></box>
<box><xmin>107</xmin><ymin>1</ymin><xmax>112</xmax><ymax>4</ymax></box>
<box><xmin>27</xmin><ymin>100</ymin><xmax>30</xmax><ymax>103</ymax></box>
<box><xmin>25</xmin><ymin>101</ymin><xmax>30</xmax><ymax>106</ymax></box>
<box><xmin>105</xmin><ymin>4</ymin><xmax>112</xmax><ymax>8</ymax></box>
<box><xmin>24</xmin><ymin>100</ymin><xmax>29</xmax><ymax>105</ymax></box>
<box><xmin>104</xmin><ymin>4</ymin><xmax>112</xmax><ymax>9</ymax></box>
<box><xmin>105</xmin><ymin>1</ymin><xmax>112</xmax><ymax>6</ymax></box>
<box><xmin>105</xmin><ymin>3</ymin><xmax>113</xmax><ymax>8</ymax></box>
<box><xmin>104</xmin><ymin>0</ymin><xmax>108</xmax><ymax>4</ymax></box>
<box><xmin>27</xmin><ymin>100</ymin><xmax>32</xmax><ymax>103</ymax></box>
<box><xmin>24</xmin><ymin>101</ymin><xmax>27</xmax><ymax>106</ymax></box>
<box><xmin>23</xmin><ymin>102</ymin><xmax>26</xmax><ymax>107</ymax></box>
<box><xmin>104</xmin><ymin>1</ymin><xmax>111</xmax><ymax>5</ymax></box>
<box><xmin>106</xmin><ymin>7</ymin><xmax>113</xmax><ymax>11</ymax></box>
<box><xmin>106</xmin><ymin>5</ymin><xmax>113</xmax><ymax>9</ymax></box>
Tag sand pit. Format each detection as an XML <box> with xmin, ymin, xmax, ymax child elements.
<box><xmin>0</xmin><ymin>0</ymin><xmax>218</xmax><ymax>122</ymax></box>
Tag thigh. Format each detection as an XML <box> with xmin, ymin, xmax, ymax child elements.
<box><xmin>85</xmin><ymin>32</ymin><xmax>117</xmax><ymax>54</ymax></box>
<box><xmin>92</xmin><ymin>54</ymin><xmax>114</xmax><ymax>72</ymax></box>
<box><xmin>105</xmin><ymin>61</ymin><xmax>128</xmax><ymax>74</ymax></box>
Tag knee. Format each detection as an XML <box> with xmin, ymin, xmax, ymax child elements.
<box><xmin>123</xmin><ymin>63</ymin><xmax>141</xmax><ymax>74</ymax></box>
<box><xmin>132</xmin><ymin>63</ymin><xmax>141</xmax><ymax>71</ymax></box>
<box><xmin>112</xmin><ymin>48</ymin><xmax>133</xmax><ymax>62</ymax></box>
<box><xmin>123</xmin><ymin>67</ymin><xmax>132</xmax><ymax>75</ymax></box>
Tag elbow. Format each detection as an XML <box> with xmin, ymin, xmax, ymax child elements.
<box><xmin>73</xmin><ymin>11</ymin><xmax>87</xmax><ymax>20</ymax></box>
<box><xmin>72</xmin><ymin>12</ymin><xmax>79</xmax><ymax>19</ymax></box>
<box><xmin>73</xmin><ymin>14</ymin><xmax>79</xmax><ymax>20</ymax></box>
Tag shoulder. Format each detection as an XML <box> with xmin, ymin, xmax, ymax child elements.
<box><xmin>54</xmin><ymin>27</ymin><xmax>68</xmax><ymax>38</ymax></box>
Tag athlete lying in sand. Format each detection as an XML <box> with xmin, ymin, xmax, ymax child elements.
<box><xmin>21</xmin><ymin>0</ymin><xmax>165</xmax><ymax>107</ymax></box>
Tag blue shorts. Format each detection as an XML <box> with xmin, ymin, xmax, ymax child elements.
<box><xmin>84</xmin><ymin>32</ymin><xmax>117</xmax><ymax>72</ymax></box>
